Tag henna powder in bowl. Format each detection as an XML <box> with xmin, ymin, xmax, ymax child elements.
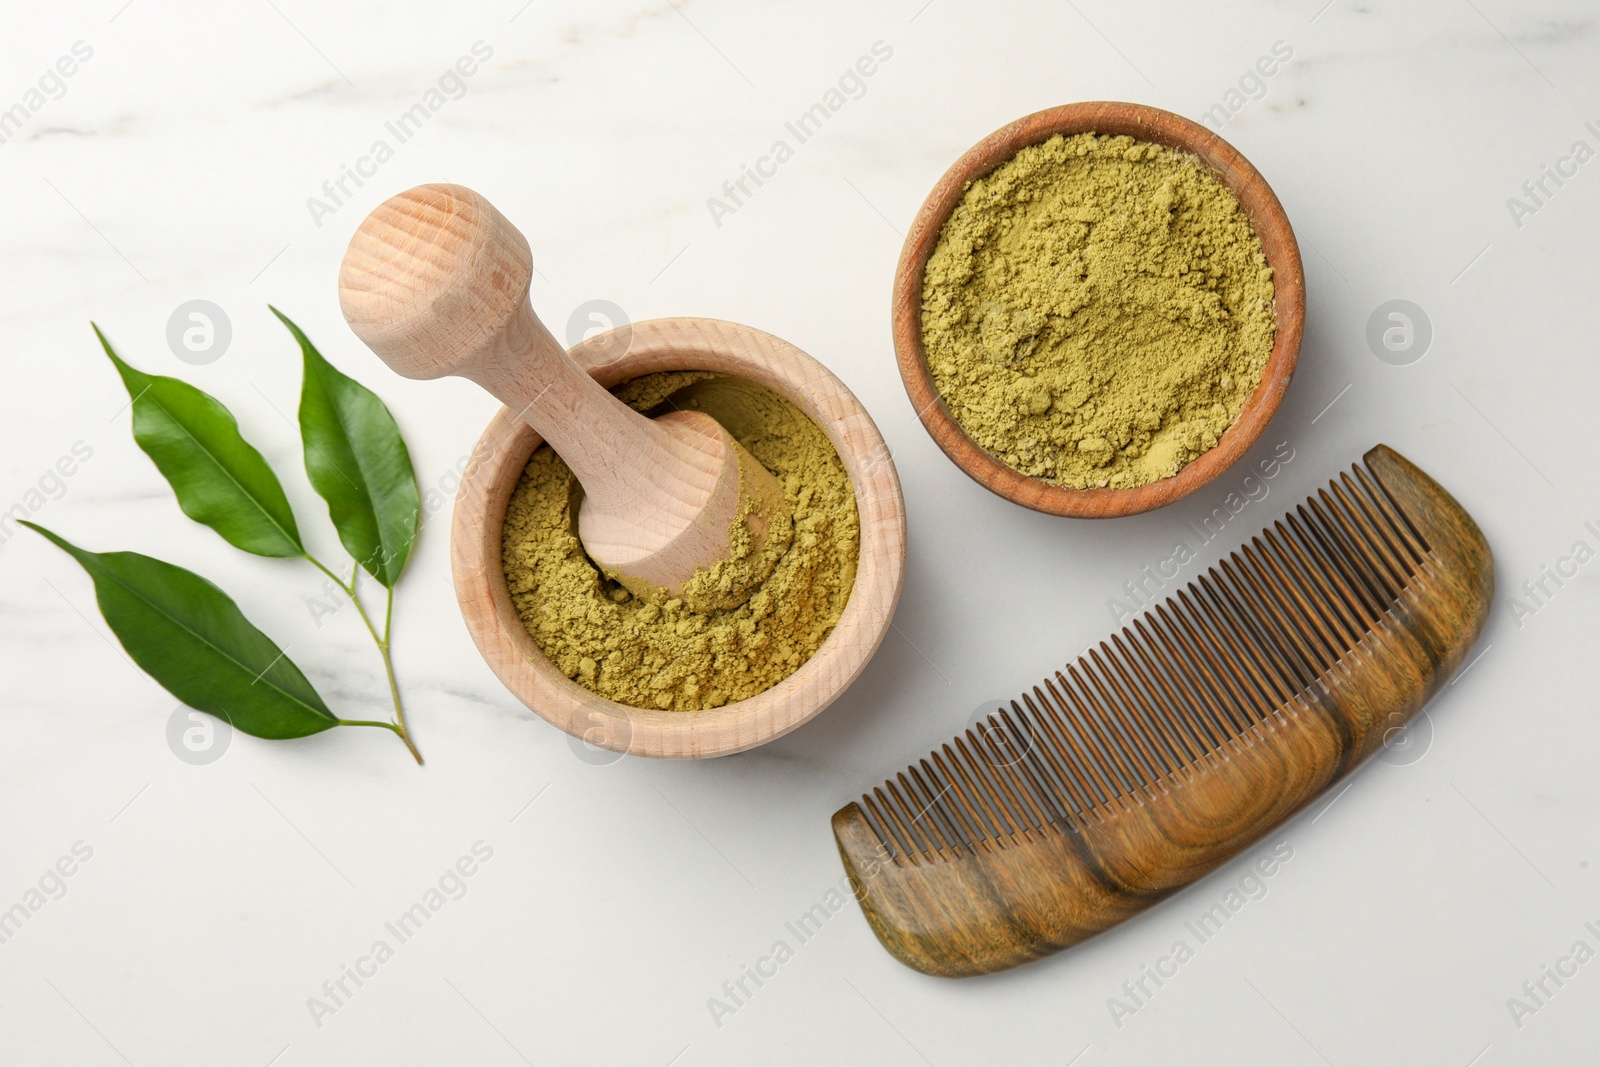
<box><xmin>921</xmin><ymin>131</ymin><xmax>1277</xmax><ymax>490</ymax></box>
<box><xmin>501</xmin><ymin>371</ymin><xmax>859</xmax><ymax>712</ymax></box>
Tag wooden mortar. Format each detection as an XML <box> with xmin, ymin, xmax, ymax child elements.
<box><xmin>451</xmin><ymin>317</ymin><xmax>907</xmax><ymax>759</ymax></box>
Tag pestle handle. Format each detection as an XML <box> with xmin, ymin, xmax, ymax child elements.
<box><xmin>337</xmin><ymin>183</ymin><xmax>718</xmax><ymax>551</ymax></box>
<box><xmin>454</xmin><ymin>292</ymin><xmax>721</xmax><ymax>541</ymax></box>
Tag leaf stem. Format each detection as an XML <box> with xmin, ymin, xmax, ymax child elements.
<box><xmin>304</xmin><ymin>554</ymin><xmax>422</xmax><ymax>765</ymax></box>
<box><xmin>339</xmin><ymin>718</ymin><xmax>403</xmax><ymax>731</ymax></box>
<box><xmin>306</xmin><ymin>554</ymin><xmax>354</xmax><ymax>595</ymax></box>
<box><xmin>346</xmin><ymin>575</ymin><xmax>386</xmax><ymax>649</ymax></box>
<box><xmin>373</xmin><ymin>584</ymin><xmax>420</xmax><ymax>765</ymax></box>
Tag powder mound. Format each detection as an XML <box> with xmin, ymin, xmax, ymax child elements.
<box><xmin>501</xmin><ymin>372</ymin><xmax>859</xmax><ymax>712</ymax></box>
<box><xmin>921</xmin><ymin>132</ymin><xmax>1277</xmax><ymax>490</ymax></box>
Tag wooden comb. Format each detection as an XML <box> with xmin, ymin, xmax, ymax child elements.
<box><xmin>832</xmin><ymin>445</ymin><xmax>1493</xmax><ymax>977</ymax></box>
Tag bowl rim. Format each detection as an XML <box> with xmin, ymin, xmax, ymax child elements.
<box><xmin>891</xmin><ymin>100</ymin><xmax>1306</xmax><ymax>518</ymax></box>
<box><xmin>450</xmin><ymin>316</ymin><xmax>907</xmax><ymax>759</ymax></box>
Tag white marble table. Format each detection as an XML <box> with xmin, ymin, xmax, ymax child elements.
<box><xmin>2</xmin><ymin>0</ymin><xmax>1597</xmax><ymax>1063</ymax></box>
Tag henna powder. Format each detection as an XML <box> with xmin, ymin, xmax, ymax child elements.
<box><xmin>921</xmin><ymin>132</ymin><xmax>1277</xmax><ymax>489</ymax></box>
<box><xmin>501</xmin><ymin>372</ymin><xmax>859</xmax><ymax>711</ymax></box>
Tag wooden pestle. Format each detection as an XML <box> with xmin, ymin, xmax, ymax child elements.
<box><xmin>337</xmin><ymin>183</ymin><xmax>792</xmax><ymax>613</ymax></box>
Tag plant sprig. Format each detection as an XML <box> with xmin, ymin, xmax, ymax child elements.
<box><xmin>28</xmin><ymin>311</ymin><xmax>425</xmax><ymax>764</ymax></box>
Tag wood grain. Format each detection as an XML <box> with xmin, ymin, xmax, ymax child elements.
<box><xmin>451</xmin><ymin>317</ymin><xmax>907</xmax><ymax>759</ymax></box>
<box><xmin>892</xmin><ymin>101</ymin><xmax>1307</xmax><ymax>518</ymax></box>
<box><xmin>832</xmin><ymin>445</ymin><xmax>1492</xmax><ymax>976</ymax></box>
<box><xmin>338</xmin><ymin>183</ymin><xmax>790</xmax><ymax>611</ymax></box>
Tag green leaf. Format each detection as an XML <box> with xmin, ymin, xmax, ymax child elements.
<box><xmin>22</xmin><ymin>522</ymin><xmax>339</xmax><ymax>740</ymax></box>
<box><xmin>273</xmin><ymin>307</ymin><xmax>420</xmax><ymax>587</ymax></box>
<box><xmin>96</xmin><ymin>324</ymin><xmax>304</xmax><ymax>559</ymax></box>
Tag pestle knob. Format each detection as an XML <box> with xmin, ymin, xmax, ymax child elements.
<box><xmin>337</xmin><ymin>183</ymin><xmax>792</xmax><ymax>613</ymax></box>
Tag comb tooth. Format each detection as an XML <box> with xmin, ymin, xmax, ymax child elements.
<box><xmin>1100</xmin><ymin>635</ymin><xmax>1193</xmax><ymax>768</ymax></box>
<box><xmin>1087</xmin><ymin>645</ymin><xmax>1178</xmax><ymax>776</ymax></box>
<box><xmin>1131</xmin><ymin>616</ymin><xmax>1231</xmax><ymax>751</ymax></box>
<box><xmin>1207</xmin><ymin>560</ymin><xmax>1312</xmax><ymax>696</ymax></box>
<box><xmin>1056</xmin><ymin>668</ymin><xmax>1145</xmax><ymax>793</ymax></box>
<box><xmin>988</xmin><ymin>764</ymin><xmax>1053</xmax><ymax>835</ymax></box>
<box><xmin>1341</xmin><ymin>469</ymin><xmax>1418</xmax><ymax>579</ymax></box>
<box><xmin>1000</xmin><ymin>701</ymin><xmax>1077</xmax><ymax>824</ymax></box>
<box><xmin>906</xmin><ymin>761</ymin><xmax>966</xmax><ymax>854</ymax></box>
<box><xmin>940</xmin><ymin>748</ymin><xmax>1004</xmax><ymax>844</ymax></box>
<box><xmin>1119</xmin><ymin>623</ymin><xmax>1217</xmax><ymax>759</ymax></box>
<box><xmin>1246</xmin><ymin>539</ymin><xmax>1339</xmax><ymax>672</ymax></box>
<box><xmin>979</xmin><ymin>713</ymin><xmax>1056</xmax><ymax>831</ymax></box>
<box><xmin>921</xmin><ymin>748</ymin><xmax>992</xmax><ymax>844</ymax></box>
<box><xmin>918</xmin><ymin>756</ymin><xmax>985</xmax><ymax>845</ymax></box>
<box><xmin>1194</xmin><ymin>569</ymin><xmax>1297</xmax><ymax>705</ymax></box>
<box><xmin>1154</xmin><ymin>597</ymin><xmax>1255</xmax><ymax>733</ymax></box>
<box><xmin>1350</xmin><ymin>467</ymin><xmax>1427</xmax><ymax>566</ymax></box>
<box><xmin>1251</xmin><ymin>532</ymin><xmax>1343</xmax><ymax>663</ymax></box>
<box><xmin>997</xmin><ymin>701</ymin><xmax>1079</xmax><ymax>823</ymax></box>
<box><xmin>856</xmin><ymin>792</ymin><xmax>899</xmax><ymax>861</ymax></box>
<box><xmin>974</xmin><ymin>704</ymin><xmax>1031</xmax><ymax>779</ymax></box>
<box><xmin>1308</xmin><ymin>493</ymin><xmax>1393</xmax><ymax>609</ymax></box>
<box><xmin>868</xmin><ymin>787</ymin><xmax>919</xmax><ymax>863</ymax></box>
<box><xmin>1318</xmin><ymin>486</ymin><xmax>1399</xmax><ymax>600</ymax></box>
<box><xmin>885</xmin><ymin>778</ymin><xmax>941</xmax><ymax>856</ymax></box>
<box><xmin>954</xmin><ymin>733</ymin><xmax>1026</xmax><ymax>834</ymax></box>
<box><xmin>1353</xmin><ymin>460</ymin><xmax>1429</xmax><ymax>561</ymax></box>
<box><xmin>933</xmin><ymin>744</ymin><xmax>1006</xmax><ymax>843</ymax></box>
<box><xmin>1019</xmin><ymin>689</ymin><xmax>1099</xmax><ymax>814</ymax></box>
<box><xmin>1282</xmin><ymin>512</ymin><xmax>1368</xmax><ymax>640</ymax></box>
<box><xmin>1109</xmin><ymin>631</ymin><xmax>1207</xmax><ymax>764</ymax></box>
<box><xmin>1148</xmin><ymin>603</ymin><xmax>1250</xmax><ymax>737</ymax></box>
<box><xmin>1040</xmin><ymin>678</ymin><xmax>1124</xmax><ymax>805</ymax></box>
<box><xmin>1016</xmin><ymin>689</ymin><xmax>1092</xmax><ymax>814</ymax></box>
<box><xmin>1067</xmin><ymin>660</ymin><xmax>1159</xmax><ymax>788</ymax></box>
<box><xmin>940</xmin><ymin>742</ymin><xmax>1014</xmax><ymax>841</ymax></box>
<box><xmin>960</xmin><ymin>734</ymin><xmax>1032</xmax><ymax>836</ymax></box>
<box><xmin>1264</xmin><ymin>524</ymin><xmax>1359</xmax><ymax>650</ymax></box>
<box><xmin>1036</xmin><ymin>681</ymin><xmax>1126</xmax><ymax>806</ymax></box>
<box><xmin>1296</xmin><ymin>502</ymin><xmax>1381</xmax><ymax>621</ymax></box>
<box><xmin>962</xmin><ymin>729</ymin><xmax>1042</xmax><ymax>832</ymax></box>
<box><xmin>1330</xmin><ymin>478</ymin><xmax>1408</xmax><ymax>593</ymax></box>
<box><xmin>894</xmin><ymin>771</ymin><xmax>952</xmax><ymax>855</ymax></box>
<box><xmin>1190</xmin><ymin>566</ymin><xmax>1299</xmax><ymax>710</ymax></box>
<box><xmin>1062</xmin><ymin>662</ymin><xmax>1152</xmax><ymax>789</ymax></box>
<box><xmin>1174</xmin><ymin>585</ymin><xmax>1275</xmax><ymax>722</ymax></box>
<box><xmin>1220</xmin><ymin>550</ymin><xmax>1327</xmax><ymax>681</ymax></box>
<box><xmin>1057</xmin><ymin>669</ymin><xmax>1145</xmax><ymax>797</ymax></box>
<box><xmin>1244</xmin><ymin>535</ymin><xmax>1339</xmax><ymax>668</ymax></box>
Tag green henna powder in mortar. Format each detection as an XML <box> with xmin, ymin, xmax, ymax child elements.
<box><xmin>501</xmin><ymin>372</ymin><xmax>859</xmax><ymax>711</ymax></box>
<box><xmin>921</xmin><ymin>132</ymin><xmax>1277</xmax><ymax>489</ymax></box>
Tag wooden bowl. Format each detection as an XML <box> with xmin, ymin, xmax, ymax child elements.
<box><xmin>892</xmin><ymin>101</ymin><xmax>1305</xmax><ymax>518</ymax></box>
<box><xmin>451</xmin><ymin>317</ymin><xmax>907</xmax><ymax>759</ymax></box>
